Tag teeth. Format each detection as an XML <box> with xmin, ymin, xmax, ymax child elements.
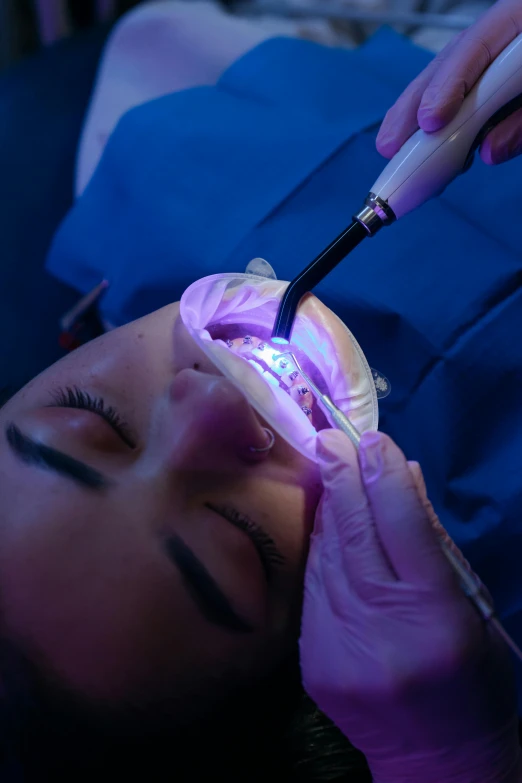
<box><xmin>252</xmin><ymin>346</ymin><xmax>267</xmax><ymax>360</ymax></box>
<box><xmin>262</xmin><ymin>370</ymin><xmax>280</xmax><ymax>388</ymax></box>
<box><xmin>281</xmin><ymin>372</ymin><xmax>296</xmax><ymax>388</ymax></box>
<box><xmin>248</xmin><ymin>359</ymin><xmax>264</xmax><ymax>375</ymax></box>
<box><xmin>219</xmin><ymin>335</ymin><xmax>316</xmax><ymax>424</ymax></box>
<box><xmin>271</xmin><ymin>357</ymin><xmax>294</xmax><ymax>377</ymax></box>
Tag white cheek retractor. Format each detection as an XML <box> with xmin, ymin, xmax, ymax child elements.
<box><xmin>179</xmin><ymin>271</ymin><xmax>378</xmax><ymax>463</ymax></box>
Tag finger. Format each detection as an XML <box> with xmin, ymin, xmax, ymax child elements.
<box><xmin>418</xmin><ymin>39</ymin><xmax>489</xmax><ymax>131</ymax></box>
<box><xmin>419</xmin><ymin>5</ymin><xmax>521</xmax><ymax>131</ymax></box>
<box><xmin>359</xmin><ymin>432</ymin><xmax>454</xmax><ymax>587</ymax></box>
<box><xmin>376</xmin><ymin>32</ymin><xmax>464</xmax><ymax>157</ymax></box>
<box><xmin>408</xmin><ymin>460</ymin><xmax>467</xmax><ymax>563</ymax></box>
<box><xmin>407</xmin><ymin>461</ymin><xmax>494</xmax><ymax>605</ymax></box>
<box><xmin>316</xmin><ymin>429</ymin><xmax>396</xmax><ymax>594</ymax></box>
<box><xmin>480</xmin><ymin>108</ymin><xmax>522</xmax><ymax>164</ymax></box>
<box><xmin>376</xmin><ymin>66</ymin><xmax>437</xmax><ymax>158</ymax></box>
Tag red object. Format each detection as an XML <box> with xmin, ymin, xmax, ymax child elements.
<box><xmin>59</xmin><ymin>332</ymin><xmax>81</xmax><ymax>351</ymax></box>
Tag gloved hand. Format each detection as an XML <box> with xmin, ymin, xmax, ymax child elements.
<box><xmin>300</xmin><ymin>429</ymin><xmax>522</xmax><ymax>783</ymax></box>
<box><xmin>376</xmin><ymin>0</ymin><xmax>522</xmax><ymax>165</ymax></box>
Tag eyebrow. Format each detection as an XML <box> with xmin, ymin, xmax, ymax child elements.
<box><xmin>165</xmin><ymin>534</ymin><xmax>254</xmax><ymax>634</ymax></box>
<box><xmin>5</xmin><ymin>423</ymin><xmax>109</xmax><ymax>490</ymax></box>
<box><xmin>5</xmin><ymin>423</ymin><xmax>253</xmax><ymax>634</ymax></box>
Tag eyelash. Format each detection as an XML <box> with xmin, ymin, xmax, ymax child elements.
<box><xmin>50</xmin><ymin>386</ymin><xmax>137</xmax><ymax>449</ymax></box>
<box><xmin>207</xmin><ymin>503</ymin><xmax>285</xmax><ymax>578</ymax></box>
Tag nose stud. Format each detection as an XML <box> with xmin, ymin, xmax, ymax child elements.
<box><xmin>249</xmin><ymin>427</ymin><xmax>275</xmax><ymax>453</ymax></box>
<box><xmin>301</xmin><ymin>406</ymin><xmax>312</xmax><ymax>417</ymax></box>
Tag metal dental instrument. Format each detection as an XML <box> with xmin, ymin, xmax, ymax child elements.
<box><xmin>272</xmin><ymin>32</ymin><xmax>522</xmax><ymax>343</ymax></box>
<box><xmin>439</xmin><ymin>541</ymin><xmax>522</xmax><ymax>664</ymax></box>
<box><xmin>279</xmin><ymin>351</ymin><xmax>361</xmax><ymax>448</ymax></box>
<box><xmin>281</xmin><ymin>351</ymin><xmax>522</xmax><ymax>663</ymax></box>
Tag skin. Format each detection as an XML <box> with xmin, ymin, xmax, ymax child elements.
<box><xmin>376</xmin><ymin>0</ymin><xmax>522</xmax><ymax>165</ymax></box>
<box><xmin>0</xmin><ymin>301</ymin><xmax>329</xmax><ymax>712</ymax></box>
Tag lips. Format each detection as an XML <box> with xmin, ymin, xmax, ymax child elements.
<box><xmin>179</xmin><ymin>273</ymin><xmax>378</xmax><ymax>462</ymax></box>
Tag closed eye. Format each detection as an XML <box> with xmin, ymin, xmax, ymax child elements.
<box><xmin>48</xmin><ymin>386</ymin><xmax>137</xmax><ymax>448</ymax></box>
<box><xmin>206</xmin><ymin>503</ymin><xmax>285</xmax><ymax>582</ymax></box>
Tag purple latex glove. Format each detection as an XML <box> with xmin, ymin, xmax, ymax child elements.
<box><xmin>376</xmin><ymin>0</ymin><xmax>522</xmax><ymax>165</ymax></box>
<box><xmin>300</xmin><ymin>429</ymin><xmax>522</xmax><ymax>783</ymax></box>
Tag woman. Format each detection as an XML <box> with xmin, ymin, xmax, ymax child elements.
<box><xmin>0</xmin><ymin>273</ymin><xmax>379</xmax><ymax>780</ymax></box>
<box><xmin>1</xmin><ymin>6</ymin><xmax>376</xmax><ymax>780</ymax></box>
<box><xmin>2</xmin><ymin>1</ymin><xmax>521</xmax><ymax>780</ymax></box>
<box><xmin>1</xmin><ymin>279</ymin><xmax>519</xmax><ymax>782</ymax></box>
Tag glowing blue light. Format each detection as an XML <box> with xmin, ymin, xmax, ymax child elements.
<box><xmin>272</xmin><ymin>337</ymin><xmax>289</xmax><ymax>345</ymax></box>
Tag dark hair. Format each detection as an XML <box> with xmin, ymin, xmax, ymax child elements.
<box><xmin>0</xmin><ymin>640</ymin><xmax>370</xmax><ymax>783</ymax></box>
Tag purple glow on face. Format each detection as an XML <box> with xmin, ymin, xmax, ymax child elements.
<box><xmin>206</xmin><ymin>324</ymin><xmax>331</xmax><ymax>431</ymax></box>
<box><xmin>178</xmin><ymin>273</ymin><xmax>378</xmax><ymax>459</ymax></box>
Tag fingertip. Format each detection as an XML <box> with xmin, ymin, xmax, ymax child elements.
<box><xmin>359</xmin><ymin>429</ymin><xmax>383</xmax><ymax>448</ymax></box>
<box><xmin>407</xmin><ymin>460</ymin><xmax>428</xmax><ymax>501</ymax></box>
<box><xmin>376</xmin><ymin>104</ymin><xmax>408</xmax><ymax>158</ymax></box>
<box><xmin>479</xmin><ymin>125</ymin><xmax>522</xmax><ymax>166</ymax></box>
<box><xmin>375</xmin><ymin>131</ymin><xmax>398</xmax><ymax>159</ymax></box>
<box><xmin>417</xmin><ymin>99</ymin><xmax>453</xmax><ymax>132</ymax></box>
<box><xmin>359</xmin><ymin>430</ymin><xmax>384</xmax><ymax>484</ymax></box>
<box><xmin>360</xmin><ymin>430</ymin><xmax>395</xmax><ymax>454</ymax></box>
<box><xmin>360</xmin><ymin>431</ymin><xmax>412</xmax><ymax>487</ymax></box>
<box><xmin>316</xmin><ymin>428</ymin><xmax>356</xmax><ymax>468</ymax></box>
<box><xmin>479</xmin><ymin>139</ymin><xmax>497</xmax><ymax>166</ymax></box>
<box><xmin>418</xmin><ymin>90</ymin><xmax>463</xmax><ymax>133</ymax></box>
<box><xmin>417</xmin><ymin>110</ymin><xmax>445</xmax><ymax>133</ymax></box>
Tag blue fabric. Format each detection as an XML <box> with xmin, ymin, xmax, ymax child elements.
<box><xmin>47</xmin><ymin>28</ymin><xmax>522</xmax><ymax>705</ymax></box>
<box><xmin>0</xmin><ymin>27</ymin><xmax>109</xmax><ymax>390</ymax></box>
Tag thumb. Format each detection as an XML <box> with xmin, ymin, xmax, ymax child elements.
<box><xmin>480</xmin><ymin>108</ymin><xmax>522</xmax><ymax>164</ymax></box>
<box><xmin>407</xmin><ymin>461</ymin><xmax>488</xmax><ymax>598</ymax></box>
<box><xmin>316</xmin><ymin>430</ymin><xmax>396</xmax><ymax>596</ymax></box>
<box><xmin>315</xmin><ymin>429</ymin><xmax>361</xmax><ymax>539</ymax></box>
<box><xmin>407</xmin><ymin>459</ymin><xmax>462</xmax><ymax>550</ymax></box>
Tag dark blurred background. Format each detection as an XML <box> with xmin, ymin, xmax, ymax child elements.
<box><xmin>4</xmin><ymin>1</ymin><xmax>251</xmax><ymax>69</ymax></box>
<box><xmin>0</xmin><ymin>1</ymin><xmax>143</xmax><ymax>69</ymax></box>
<box><xmin>1</xmin><ymin>1</ymin><xmax>494</xmax><ymax>72</ymax></box>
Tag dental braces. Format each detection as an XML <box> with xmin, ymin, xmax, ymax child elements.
<box><xmin>223</xmin><ymin>334</ymin><xmax>315</xmax><ymax>422</ymax></box>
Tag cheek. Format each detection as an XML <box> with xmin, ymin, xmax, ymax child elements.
<box><xmin>257</xmin><ymin>477</ymin><xmax>319</xmax><ymax>568</ymax></box>
<box><xmin>0</xmin><ymin>496</ymin><xmax>266</xmax><ymax>703</ymax></box>
<box><xmin>0</xmin><ymin>498</ymin><xmax>144</xmax><ymax>666</ymax></box>
<box><xmin>0</xmin><ymin>495</ymin><xmax>147</xmax><ymax>693</ymax></box>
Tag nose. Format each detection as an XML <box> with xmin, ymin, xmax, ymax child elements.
<box><xmin>157</xmin><ymin>369</ymin><xmax>273</xmax><ymax>472</ymax></box>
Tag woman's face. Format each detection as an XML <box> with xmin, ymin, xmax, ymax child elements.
<box><xmin>0</xmin><ymin>302</ymin><xmax>323</xmax><ymax>708</ymax></box>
